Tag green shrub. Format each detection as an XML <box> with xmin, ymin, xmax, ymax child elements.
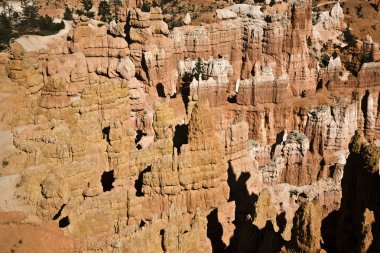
<box><xmin>193</xmin><ymin>58</ymin><xmax>204</xmax><ymax>80</ymax></box>
<box><xmin>343</xmin><ymin>28</ymin><xmax>357</xmax><ymax>48</ymax></box>
<box><xmin>0</xmin><ymin>12</ymin><xmax>13</xmax><ymax>50</ymax></box>
<box><xmin>63</xmin><ymin>4</ymin><xmax>73</xmax><ymax>20</ymax></box>
<box><xmin>98</xmin><ymin>0</ymin><xmax>112</xmax><ymax>22</ymax></box>
<box><xmin>0</xmin><ymin>0</ymin><xmax>65</xmax><ymax>51</ymax></box>
<box><xmin>78</xmin><ymin>0</ymin><xmax>95</xmax><ymax>18</ymax></box>
<box><xmin>320</xmin><ymin>53</ymin><xmax>330</xmax><ymax>67</ymax></box>
<box><xmin>141</xmin><ymin>1</ymin><xmax>151</xmax><ymax>12</ymax></box>
<box><xmin>37</xmin><ymin>15</ymin><xmax>65</xmax><ymax>36</ymax></box>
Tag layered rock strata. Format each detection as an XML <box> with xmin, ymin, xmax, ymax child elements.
<box><xmin>1</xmin><ymin>1</ymin><xmax>380</xmax><ymax>252</ymax></box>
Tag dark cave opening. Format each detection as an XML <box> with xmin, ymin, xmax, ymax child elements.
<box><xmin>156</xmin><ymin>83</ymin><xmax>166</xmax><ymax>98</ymax></box>
<box><xmin>2</xmin><ymin>159</ymin><xmax>8</xmax><ymax>168</ymax></box>
<box><xmin>134</xmin><ymin>166</ymin><xmax>152</xmax><ymax>197</ymax></box>
<box><xmin>135</xmin><ymin>130</ymin><xmax>147</xmax><ymax>150</ymax></box>
<box><xmin>316</xmin><ymin>79</ymin><xmax>323</xmax><ymax>90</ymax></box>
<box><xmin>227</xmin><ymin>94</ymin><xmax>237</xmax><ymax>104</ymax></box>
<box><xmin>173</xmin><ymin>124</ymin><xmax>188</xmax><ymax>154</ymax></box>
<box><xmin>102</xmin><ymin>126</ymin><xmax>111</xmax><ymax>144</ymax></box>
<box><xmin>101</xmin><ymin>170</ymin><xmax>115</xmax><ymax>192</ymax></box>
<box><xmin>59</xmin><ymin>216</ymin><xmax>70</xmax><ymax>228</ymax></box>
<box><xmin>328</xmin><ymin>165</ymin><xmax>336</xmax><ymax>178</ymax></box>
<box><xmin>139</xmin><ymin>220</ymin><xmax>146</xmax><ymax>228</ymax></box>
<box><xmin>52</xmin><ymin>204</ymin><xmax>66</xmax><ymax>220</ymax></box>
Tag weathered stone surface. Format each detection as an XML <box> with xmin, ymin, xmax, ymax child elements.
<box><xmin>337</xmin><ymin>134</ymin><xmax>380</xmax><ymax>253</ymax></box>
<box><xmin>282</xmin><ymin>199</ymin><xmax>323</xmax><ymax>253</ymax></box>
<box><xmin>1</xmin><ymin>1</ymin><xmax>380</xmax><ymax>252</ymax></box>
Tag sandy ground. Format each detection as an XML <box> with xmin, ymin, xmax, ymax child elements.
<box><xmin>0</xmin><ymin>214</ymin><xmax>74</xmax><ymax>253</ymax></box>
<box><xmin>0</xmin><ymin>174</ymin><xmax>22</xmax><ymax>212</ymax></box>
<box><xmin>0</xmin><ymin>119</ymin><xmax>73</xmax><ymax>252</ymax></box>
<box><xmin>0</xmin><ymin>130</ymin><xmax>22</xmax><ymax>212</ymax></box>
<box><xmin>0</xmin><ymin>130</ymin><xmax>15</xmax><ymax>160</ymax></box>
<box><xmin>0</xmin><ymin>127</ymin><xmax>21</xmax><ymax>175</ymax></box>
<box><xmin>0</xmin><ymin>124</ymin><xmax>74</xmax><ymax>253</ymax></box>
<box><xmin>16</xmin><ymin>20</ymin><xmax>73</xmax><ymax>52</ymax></box>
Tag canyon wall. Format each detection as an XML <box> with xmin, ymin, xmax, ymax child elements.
<box><xmin>1</xmin><ymin>1</ymin><xmax>380</xmax><ymax>252</ymax></box>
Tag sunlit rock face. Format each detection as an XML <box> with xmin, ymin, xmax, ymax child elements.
<box><xmin>1</xmin><ymin>0</ymin><xmax>380</xmax><ymax>252</ymax></box>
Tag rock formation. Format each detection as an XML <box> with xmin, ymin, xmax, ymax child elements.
<box><xmin>337</xmin><ymin>132</ymin><xmax>380</xmax><ymax>253</ymax></box>
<box><xmin>0</xmin><ymin>0</ymin><xmax>380</xmax><ymax>252</ymax></box>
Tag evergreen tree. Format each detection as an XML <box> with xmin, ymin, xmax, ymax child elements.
<box><xmin>343</xmin><ymin>27</ymin><xmax>357</xmax><ymax>48</ymax></box>
<box><xmin>193</xmin><ymin>58</ymin><xmax>204</xmax><ymax>80</ymax></box>
<box><xmin>0</xmin><ymin>11</ymin><xmax>12</xmax><ymax>50</ymax></box>
<box><xmin>63</xmin><ymin>4</ymin><xmax>73</xmax><ymax>20</ymax></box>
<box><xmin>38</xmin><ymin>14</ymin><xmax>54</xmax><ymax>30</ymax></box>
<box><xmin>98</xmin><ymin>0</ymin><xmax>111</xmax><ymax>22</ymax></box>
<box><xmin>80</xmin><ymin>0</ymin><xmax>94</xmax><ymax>18</ymax></box>
<box><xmin>141</xmin><ymin>1</ymin><xmax>151</xmax><ymax>12</ymax></box>
<box><xmin>21</xmin><ymin>0</ymin><xmax>39</xmax><ymax>25</ymax></box>
<box><xmin>110</xmin><ymin>0</ymin><xmax>122</xmax><ymax>21</ymax></box>
<box><xmin>0</xmin><ymin>0</ymin><xmax>64</xmax><ymax>50</ymax></box>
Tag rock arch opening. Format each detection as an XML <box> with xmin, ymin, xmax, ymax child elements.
<box><xmin>227</xmin><ymin>94</ymin><xmax>237</xmax><ymax>104</ymax></box>
<box><xmin>173</xmin><ymin>124</ymin><xmax>188</xmax><ymax>154</ymax></box>
<box><xmin>101</xmin><ymin>170</ymin><xmax>115</xmax><ymax>192</ymax></box>
<box><xmin>135</xmin><ymin>130</ymin><xmax>147</xmax><ymax>150</ymax></box>
<box><xmin>102</xmin><ymin>126</ymin><xmax>111</xmax><ymax>144</ymax></box>
<box><xmin>59</xmin><ymin>216</ymin><xmax>70</xmax><ymax>228</ymax></box>
<box><xmin>156</xmin><ymin>83</ymin><xmax>166</xmax><ymax>97</ymax></box>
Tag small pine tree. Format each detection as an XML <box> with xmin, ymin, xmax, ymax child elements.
<box><xmin>80</xmin><ymin>0</ymin><xmax>94</xmax><ymax>18</ymax></box>
<box><xmin>0</xmin><ymin>11</ymin><xmax>12</xmax><ymax>50</ymax></box>
<box><xmin>21</xmin><ymin>0</ymin><xmax>39</xmax><ymax>26</ymax></box>
<box><xmin>193</xmin><ymin>58</ymin><xmax>204</xmax><ymax>80</ymax></box>
<box><xmin>38</xmin><ymin>14</ymin><xmax>65</xmax><ymax>35</ymax></box>
<box><xmin>141</xmin><ymin>1</ymin><xmax>151</xmax><ymax>12</ymax></box>
<box><xmin>343</xmin><ymin>28</ymin><xmax>357</xmax><ymax>48</ymax></box>
<box><xmin>110</xmin><ymin>0</ymin><xmax>122</xmax><ymax>21</ymax></box>
<box><xmin>362</xmin><ymin>53</ymin><xmax>374</xmax><ymax>64</ymax></box>
<box><xmin>152</xmin><ymin>1</ymin><xmax>159</xmax><ymax>7</ymax></box>
<box><xmin>320</xmin><ymin>53</ymin><xmax>330</xmax><ymax>67</ymax></box>
<box><xmin>63</xmin><ymin>4</ymin><xmax>73</xmax><ymax>20</ymax></box>
<box><xmin>98</xmin><ymin>0</ymin><xmax>112</xmax><ymax>22</ymax></box>
<box><xmin>39</xmin><ymin>14</ymin><xmax>54</xmax><ymax>30</ymax></box>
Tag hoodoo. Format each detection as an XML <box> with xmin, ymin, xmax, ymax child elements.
<box><xmin>0</xmin><ymin>0</ymin><xmax>380</xmax><ymax>252</ymax></box>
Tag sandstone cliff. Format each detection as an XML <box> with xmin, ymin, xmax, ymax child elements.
<box><xmin>1</xmin><ymin>1</ymin><xmax>380</xmax><ymax>252</ymax></box>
